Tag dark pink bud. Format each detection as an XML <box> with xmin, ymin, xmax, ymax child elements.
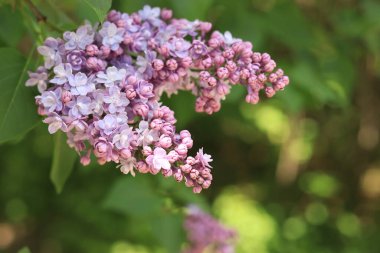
<box><xmin>159</xmin><ymin>134</ymin><xmax>172</xmax><ymax>148</ymax></box>
<box><xmin>202</xmin><ymin>57</ymin><xmax>212</xmax><ymax>68</ymax></box>
<box><xmin>207</xmin><ymin>76</ymin><xmax>217</xmax><ymax>87</ymax></box>
<box><xmin>252</xmin><ymin>52</ymin><xmax>262</xmax><ymax>63</ymax></box>
<box><xmin>200</xmin><ymin>22</ymin><xmax>212</xmax><ymax>33</ymax></box>
<box><xmin>166</xmin><ymin>58</ymin><xmax>178</xmax><ymax>71</ymax></box>
<box><xmin>261</xmin><ymin>53</ymin><xmax>271</xmax><ymax>64</ymax></box>
<box><xmin>265</xmin><ymin>86</ymin><xmax>276</xmax><ymax>97</ymax></box>
<box><xmin>174</xmin><ymin>172</ymin><xmax>183</xmax><ymax>182</ymax></box>
<box><xmin>176</xmin><ymin>144</ymin><xmax>188</xmax><ymax>155</ymax></box>
<box><xmin>181</xmin><ymin>57</ymin><xmax>192</xmax><ymax>68</ymax></box>
<box><xmin>123</xmin><ymin>35</ymin><xmax>133</xmax><ymax>45</ymax></box>
<box><xmin>190</xmin><ymin>169</ymin><xmax>199</xmax><ymax>179</ymax></box>
<box><xmin>199</xmin><ymin>71</ymin><xmax>210</xmax><ymax>82</ymax></box>
<box><xmin>62</xmin><ymin>90</ymin><xmax>72</xmax><ymax>103</ymax></box>
<box><xmin>120</xmin><ymin>149</ymin><xmax>131</xmax><ymax>159</ymax></box>
<box><xmin>137</xmin><ymin>161</ymin><xmax>150</xmax><ymax>174</ymax></box>
<box><xmin>161</xmin><ymin>8</ymin><xmax>172</xmax><ymax>20</ymax></box>
<box><xmin>245</xmin><ymin>93</ymin><xmax>259</xmax><ymax>104</ymax></box>
<box><xmin>142</xmin><ymin>146</ymin><xmax>152</xmax><ymax>156</ymax></box>
<box><xmin>217</xmin><ymin>83</ymin><xmax>230</xmax><ymax>96</ymax></box>
<box><xmin>208</xmin><ymin>38</ymin><xmax>220</xmax><ymax>48</ymax></box>
<box><xmin>100</xmin><ymin>46</ymin><xmax>111</xmax><ymax>57</ymax></box>
<box><xmin>182</xmin><ymin>136</ymin><xmax>193</xmax><ymax>149</ymax></box>
<box><xmin>86</xmin><ymin>44</ymin><xmax>99</xmax><ymax>56</ymax></box>
<box><xmin>168</xmin><ymin>73</ymin><xmax>179</xmax><ymax>83</ymax></box>
<box><xmin>152</xmin><ymin>59</ymin><xmax>164</xmax><ymax>71</ymax></box>
<box><xmin>213</xmin><ymin>54</ymin><xmax>225</xmax><ymax>65</ymax></box>
<box><xmin>181</xmin><ymin>164</ymin><xmax>192</xmax><ymax>173</ymax></box>
<box><xmin>217</xmin><ymin>67</ymin><xmax>229</xmax><ymax>79</ymax></box>
<box><xmin>223</xmin><ymin>48</ymin><xmax>235</xmax><ymax>59</ymax></box>
<box><xmin>180</xmin><ymin>130</ymin><xmax>191</xmax><ymax>139</ymax></box>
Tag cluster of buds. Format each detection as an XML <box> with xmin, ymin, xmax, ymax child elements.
<box><xmin>26</xmin><ymin>6</ymin><xmax>289</xmax><ymax>193</ymax></box>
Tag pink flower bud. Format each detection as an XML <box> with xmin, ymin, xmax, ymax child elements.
<box><xmin>182</xmin><ymin>136</ymin><xmax>193</xmax><ymax>149</ymax></box>
<box><xmin>125</xmin><ymin>85</ymin><xmax>137</xmax><ymax>99</ymax></box>
<box><xmin>133</xmin><ymin>103</ymin><xmax>149</xmax><ymax>117</ymax></box>
<box><xmin>245</xmin><ymin>93</ymin><xmax>259</xmax><ymax>104</ymax></box>
<box><xmin>181</xmin><ymin>57</ymin><xmax>192</xmax><ymax>68</ymax></box>
<box><xmin>208</xmin><ymin>38</ymin><xmax>220</xmax><ymax>48</ymax></box>
<box><xmin>213</xmin><ymin>55</ymin><xmax>225</xmax><ymax>65</ymax></box>
<box><xmin>200</xmin><ymin>22</ymin><xmax>212</xmax><ymax>33</ymax></box>
<box><xmin>166</xmin><ymin>58</ymin><xmax>178</xmax><ymax>71</ymax></box>
<box><xmin>167</xmin><ymin>150</ymin><xmax>179</xmax><ymax>163</ymax></box>
<box><xmin>265</xmin><ymin>86</ymin><xmax>276</xmax><ymax>98</ymax></box>
<box><xmin>159</xmin><ymin>134</ymin><xmax>172</xmax><ymax>148</ymax></box>
<box><xmin>86</xmin><ymin>44</ymin><xmax>99</xmax><ymax>56</ymax></box>
<box><xmin>207</xmin><ymin>77</ymin><xmax>217</xmax><ymax>87</ymax></box>
<box><xmin>175</xmin><ymin>144</ymin><xmax>188</xmax><ymax>155</ymax></box>
<box><xmin>252</xmin><ymin>52</ymin><xmax>262</xmax><ymax>63</ymax></box>
<box><xmin>181</xmin><ymin>164</ymin><xmax>192</xmax><ymax>173</ymax></box>
<box><xmin>142</xmin><ymin>146</ymin><xmax>152</xmax><ymax>156</ymax></box>
<box><xmin>199</xmin><ymin>71</ymin><xmax>210</xmax><ymax>82</ymax></box>
<box><xmin>123</xmin><ymin>35</ymin><xmax>133</xmax><ymax>45</ymax></box>
<box><xmin>168</xmin><ymin>73</ymin><xmax>179</xmax><ymax>82</ymax></box>
<box><xmin>100</xmin><ymin>46</ymin><xmax>111</xmax><ymax>57</ymax></box>
<box><xmin>193</xmin><ymin>185</ymin><xmax>202</xmax><ymax>193</ymax></box>
<box><xmin>120</xmin><ymin>149</ymin><xmax>131</xmax><ymax>159</ymax></box>
<box><xmin>202</xmin><ymin>57</ymin><xmax>212</xmax><ymax>68</ymax></box>
<box><xmin>217</xmin><ymin>67</ymin><xmax>229</xmax><ymax>79</ymax></box>
<box><xmin>152</xmin><ymin>59</ymin><xmax>164</xmax><ymax>71</ymax></box>
<box><xmin>137</xmin><ymin>161</ymin><xmax>150</xmax><ymax>173</ymax></box>
<box><xmin>180</xmin><ymin>130</ymin><xmax>191</xmax><ymax>139</ymax></box>
<box><xmin>62</xmin><ymin>90</ymin><xmax>72</xmax><ymax>103</ymax></box>
<box><xmin>161</xmin><ymin>8</ymin><xmax>172</xmax><ymax>20</ymax></box>
<box><xmin>223</xmin><ymin>48</ymin><xmax>235</xmax><ymax>59</ymax></box>
<box><xmin>150</xmin><ymin>119</ymin><xmax>163</xmax><ymax>130</ymax></box>
<box><xmin>174</xmin><ymin>172</ymin><xmax>183</xmax><ymax>182</ymax></box>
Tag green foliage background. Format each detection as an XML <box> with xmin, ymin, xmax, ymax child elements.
<box><xmin>1</xmin><ymin>0</ymin><xmax>380</xmax><ymax>252</ymax></box>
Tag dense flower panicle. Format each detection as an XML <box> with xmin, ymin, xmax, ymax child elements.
<box><xmin>184</xmin><ymin>206</ymin><xmax>237</xmax><ymax>253</ymax></box>
<box><xmin>26</xmin><ymin>6</ymin><xmax>289</xmax><ymax>193</ymax></box>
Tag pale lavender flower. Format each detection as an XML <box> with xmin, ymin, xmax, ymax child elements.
<box><xmin>136</xmin><ymin>121</ymin><xmax>159</xmax><ymax>146</ymax></box>
<box><xmin>50</xmin><ymin>63</ymin><xmax>72</xmax><ymax>85</ymax></box>
<box><xmin>146</xmin><ymin>147</ymin><xmax>171</xmax><ymax>171</ymax></box>
<box><xmin>136</xmin><ymin>51</ymin><xmax>156</xmax><ymax>79</ymax></box>
<box><xmin>43</xmin><ymin>112</ymin><xmax>68</xmax><ymax>134</ymax></box>
<box><xmin>68</xmin><ymin>96</ymin><xmax>92</xmax><ymax>118</ymax></box>
<box><xmin>96</xmin><ymin>66</ymin><xmax>126</xmax><ymax>87</ymax></box>
<box><xmin>103</xmin><ymin>86</ymin><xmax>130</xmax><ymax>114</ymax></box>
<box><xmin>99</xmin><ymin>22</ymin><xmax>124</xmax><ymax>51</ymax></box>
<box><xmin>138</xmin><ymin>5</ymin><xmax>162</xmax><ymax>26</ymax></box>
<box><xmin>112</xmin><ymin>126</ymin><xmax>133</xmax><ymax>149</ymax></box>
<box><xmin>26</xmin><ymin>67</ymin><xmax>48</xmax><ymax>93</ymax></box>
<box><xmin>97</xmin><ymin>114</ymin><xmax>118</xmax><ymax>135</ymax></box>
<box><xmin>68</xmin><ymin>72</ymin><xmax>95</xmax><ymax>96</ymax></box>
<box><xmin>63</xmin><ymin>23</ymin><xmax>95</xmax><ymax>50</ymax></box>
<box><xmin>38</xmin><ymin>88</ymin><xmax>63</xmax><ymax>113</ymax></box>
<box><xmin>196</xmin><ymin>148</ymin><xmax>213</xmax><ymax>168</ymax></box>
<box><xmin>167</xmin><ymin>37</ymin><xmax>191</xmax><ymax>58</ymax></box>
<box><xmin>118</xmin><ymin>157</ymin><xmax>136</xmax><ymax>176</ymax></box>
<box><xmin>37</xmin><ymin>38</ymin><xmax>62</xmax><ymax>69</ymax></box>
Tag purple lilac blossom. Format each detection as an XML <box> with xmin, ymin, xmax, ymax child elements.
<box><xmin>26</xmin><ymin>5</ymin><xmax>290</xmax><ymax>193</ymax></box>
<box><xmin>183</xmin><ymin>206</ymin><xmax>237</xmax><ymax>253</ymax></box>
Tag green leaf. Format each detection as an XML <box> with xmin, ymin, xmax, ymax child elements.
<box><xmin>0</xmin><ymin>47</ymin><xmax>40</xmax><ymax>144</ymax></box>
<box><xmin>103</xmin><ymin>175</ymin><xmax>164</xmax><ymax>217</ymax></box>
<box><xmin>18</xmin><ymin>247</ymin><xmax>31</xmax><ymax>253</ymax></box>
<box><xmin>82</xmin><ymin>0</ymin><xmax>112</xmax><ymax>22</ymax></box>
<box><xmin>170</xmin><ymin>0</ymin><xmax>213</xmax><ymax>20</ymax></box>
<box><xmin>50</xmin><ymin>131</ymin><xmax>77</xmax><ymax>193</ymax></box>
<box><xmin>152</xmin><ymin>212</ymin><xmax>185</xmax><ymax>253</ymax></box>
<box><xmin>0</xmin><ymin>5</ymin><xmax>26</xmax><ymax>46</ymax></box>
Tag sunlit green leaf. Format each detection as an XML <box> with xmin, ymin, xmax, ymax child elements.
<box><xmin>82</xmin><ymin>0</ymin><xmax>112</xmax><ymax>22</ymax></box>
<box><xmin>0</xmin><ymin>47</ymin><xmax>39</xmax><ymax>144</ymax></box>
<box><xmin>18</xmin><ymin>247</ymin><xmax>31</xmax><ymax>253</ymax></box>
<box><xmin>103</xmin><ymin>175</ymin><xmax>164</xmax><ymax>217</ymax></box>
<box><xmin>50</xmin><ymin>131</ymin><xmax>77</xmax><ymax>193</ymax></box>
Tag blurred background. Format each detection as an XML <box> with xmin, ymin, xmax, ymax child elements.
<box><xmin>1</xmin><ymin>0</ymin><xmax>380</xmax><ymax>252</ymax></box>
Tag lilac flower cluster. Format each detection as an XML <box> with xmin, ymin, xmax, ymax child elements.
<box><xmin>26</xmin><ymin>6</ymin><xmax>289</xmax><ymax>193</ymax></box>
<box><xmin>184</xmin><ymin>206</ymin><xmax>237</xmax><ymax>253</ymax></box>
